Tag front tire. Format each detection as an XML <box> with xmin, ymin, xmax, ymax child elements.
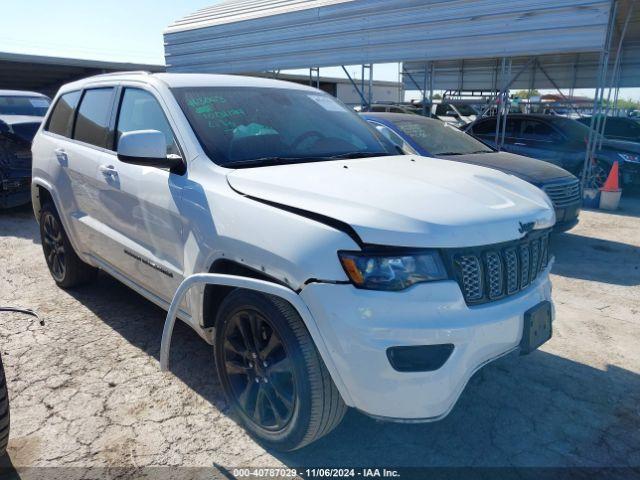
<box><xmin>214</xmin><ymin>290</ymin><xmax>346</xmax><ymax>451</ymax></box>
<box><xmin>39</xmin><ymin>202</ymin><xmax>97</xmax><ymax>288</ymax></box>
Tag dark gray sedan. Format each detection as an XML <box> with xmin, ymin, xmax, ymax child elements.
<box><xmin>468</xmin><ymin>114</ymin><xmax>640</xmax><ymax>188</ymax></box>
<box><xmin>362</xmin><ymin>112</ymin><xmax>581</xmax><ymax>232</ymax></box>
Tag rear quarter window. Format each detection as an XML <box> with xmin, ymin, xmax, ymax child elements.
<box><xmin>46</xmin><ymin>91</ymin><xmax>82</xmax><ymax>137</ymax></box>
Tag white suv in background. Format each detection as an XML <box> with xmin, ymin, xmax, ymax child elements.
<box><xmin>31</xmin><ymin>73</ymin><xmax>556</xmax><ymax>451</ymax></box>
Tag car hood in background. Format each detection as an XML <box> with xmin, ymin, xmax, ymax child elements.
<box><xmin>0</xmin><ymin>114</ymin><xmax>44</xmax><ymax>126</ymax></box>
<box><xmin>437</xmin><ymin>151</ymin><xmax>576</xmax><ymax>185</ymax></box>
<box><xmin>227</xmin><ymin>155</ymin><xmax>555</xmax><ymax>248</ymax></box>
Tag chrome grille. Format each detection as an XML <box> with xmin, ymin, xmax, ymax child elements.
<box><xmin>543</xmin><ymin>179</ymin><xmax>581</xmax><ymax>208</ymax></box>
<box><xmin>450</xmin><ymin>230</ymin><xmax>551</xmax><ymax>305</ymax></box>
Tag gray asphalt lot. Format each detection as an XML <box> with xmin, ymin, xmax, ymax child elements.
<box><xmin>0</xmin><ymin>195</ymin><xmax>639</xmax><ymax>477</ymax></box>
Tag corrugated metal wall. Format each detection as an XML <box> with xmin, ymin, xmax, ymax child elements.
<box><xmin>403</xmin><ymin>46</ymin><xmax>640</xmax><ymax>90</ymax></box>
<box><xmin>164</xmin><ymin>0</ymin><xmax>612</xmax><ymax>74</ymax></box>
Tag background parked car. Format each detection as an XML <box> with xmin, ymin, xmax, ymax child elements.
<box><xmin>367</xmin><ymin>103</ymin><xmax>420</xmax><ymax>115</ymax></box>
<box><xmin>468</xmin><ymin>114</ymin><xmax>640</xmax><ymax>187</ymax></box>
<box><xmin>0</xmin><ymin>90</ymin><xmax>50</xmax><ymax>209</ymax></box>
<box><xmin>576</xmin><ymin>116</ymin><xmax>640</xmax><ymax>143</ymax></box>
<box><xmin>363</xmin><ymin>112</ymin><xmax>581</xmax><ymax>231</ymax></box>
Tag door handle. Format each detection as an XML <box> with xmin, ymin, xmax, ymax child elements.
<box><xmin>54</xmin><ymin>148</ymin><xmax>68</xmax><ymax>165</ymax></box>
<box><xmin>98</xmin><ymin>165</ymin><xmax>118</xmax><ymax>179</ymax></box>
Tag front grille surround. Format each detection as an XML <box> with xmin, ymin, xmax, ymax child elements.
<box><xmin>446</xmin><ymin>229</ymin><xmax>551</xmax><ymax>306</ymax></box>
<box><xmin>543</xmin><ymin>178</ymin><xmax>581</xmax><ymax>209</ymax></box>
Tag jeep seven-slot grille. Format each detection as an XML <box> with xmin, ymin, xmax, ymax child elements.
<box><xmin>448</xmin><ymin>230</ymin><xmax>551</xmax><ymax>305</ymax></box>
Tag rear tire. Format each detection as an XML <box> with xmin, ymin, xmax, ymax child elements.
<box><xmin>39</xmin><ymin>202</ymin><xmax>97</xmax><ymax>288</ymax></box>
<box><xmin>0</xmin><ymin>354</ymin><xmax>9</xmax><ymax>455</ymax></box>
<box><xmin>214</xmin><ymin>289</ymin><xmax>346</xmax><ymax>451</ymax></box>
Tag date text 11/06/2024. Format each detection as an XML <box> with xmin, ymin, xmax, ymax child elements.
<box><xmin>232</xmin><ymin>468</ymin><xmax>401</xmax><ymax>478</ymax></box>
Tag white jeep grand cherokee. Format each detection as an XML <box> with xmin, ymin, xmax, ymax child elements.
<box><xmin>31</xmin><ymin>73</ymin><xmax>556</xmax><ymax>451</ymax></box>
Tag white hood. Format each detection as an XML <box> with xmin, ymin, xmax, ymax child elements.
<box><xmin>227</xmin><ymin>155</ymin><xmax>555</xmax><ymax>248</ymax></box>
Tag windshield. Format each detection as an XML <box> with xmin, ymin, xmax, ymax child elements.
<box><xmin>0</xmin><ymin>96</ymin><xmax>50</xmax><ymax>116</ymax></box>
<box><xmin>172</xmin><ymin>87</ymin><xmax>394</xmax><ymax>167</ymax></box>
<box><xmin>394</xmin><ymin>117</ymin><xmax>493</xmax><ymax>155</ymax></box>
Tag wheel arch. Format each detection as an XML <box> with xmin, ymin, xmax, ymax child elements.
<box><xmin>31</xmin><ymin>180</ymin><xmax>56</xmax><ymax>222</ymax></box>
<box><xmin>202</xmin><ymin>258</ymin><xmax>289</xmax><ymax>329</ymax></box>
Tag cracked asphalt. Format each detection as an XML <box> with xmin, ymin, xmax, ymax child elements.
<box><xmin>0</xmin><ymin>195</ymin><xmax>639</xmax><ymax>477</ymax></box>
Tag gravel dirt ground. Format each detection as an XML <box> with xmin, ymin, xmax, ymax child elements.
<box><xmin>0</xmin><ymin>195</ymin><xmax>639</xmax><ymax>478</ymax></box>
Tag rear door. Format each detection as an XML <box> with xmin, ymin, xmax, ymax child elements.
<box><xmin>61</xmin><ymin>87</ymin><xmax>118</xmax><ymax>254</ymax></box>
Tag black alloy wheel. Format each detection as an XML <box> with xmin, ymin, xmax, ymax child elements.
<box><xmin>214</xmin><ymin>290</ymin><xmax>347</xmax><ymax>451</ymax></box>
<box><xmin>38</xmin><ymin>202</ymin><xmax>97</xmax><ymax>288</ymax></box>
<box><xmin>222</xmin><ymin>309</ymin><xmax>295</xmax><ymax>430</ymax></box>
<box><xmin>41</xmin><ymin>210</ymin><xmax>66</xmax><ymax>282</ymax></box>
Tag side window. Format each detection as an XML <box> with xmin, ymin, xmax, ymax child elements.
<box><xmin>116</xmin><ymin>88</ymin><xmax>180</xmax><ymax>156</ymax></box>
<box><xmin>73</xmin><ymin>88</ymin><xmax>115</xmax><ymax>148</ymax></box>
<box><xmin>46</xmin><ymin>91</ymin><xmax>81</xmax><ymax>138</ymax></box>
<box><xmin>518</xmin><ymin>120</ymin><xmax>561</xmax><ymax>142</ymax></box>
<box><xmin>472</xmin><ymin>119</ymin><xmax>496</xmax><ymax>136</ymax></box>
<box><xmin>503</xmin><ymin>118</ymin><xmax>518</xmax><ymax>137</ymax></box>
<box><xmin>608</xmin><ymin>119</ymin><xmax>640</xmax><ymax>138</ymax></box>
<box><xmin>435</xmin><ymin>104</ymin><xmax>450</xmax><ymax>116</ymax></box>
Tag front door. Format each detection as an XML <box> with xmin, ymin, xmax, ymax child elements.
<box><xmin>507</xmin><ymin>119</ymin><xmax>566</xmax><ymax>167</ymax></box>
<box><xmin>91</xmin><ymin>87</ymin><xmax>186</xmax><ymax>302</ymax></box>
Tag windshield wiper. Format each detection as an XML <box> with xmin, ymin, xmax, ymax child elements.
<box><xmin>225</xmin><ymin>157</ymin><xmax>312</xmax><ymax>168</ymax></box>
<box><xmin>226</xmin><ymin>151</ymin><xmax>394</xmax><ymax>168</ymax></box>
<box><xmin>438</xmin><ymin>150</ymin><xmax>492</xmax><ymax>156</ymax></box>
<box><xmin>324</xmin><ymin>151</ymin><xmax>394</xmax><ymax>159</ymax></box>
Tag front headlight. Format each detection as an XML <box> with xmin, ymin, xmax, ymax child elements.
<box><xmin>619</xmin><ymin>152</ymin><xmax>640</xmax><ymax>163</ymax></box>
<box><xmin>338</xmin><ymin>250</ymin><xmax>448</xmax><ymax>291</ymax></box>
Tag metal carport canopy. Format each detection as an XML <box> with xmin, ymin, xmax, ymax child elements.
<box><xmin>404</xmin><ymin>0</ymin><xmax>640</xmax><ymax>90</ymax></box>
<box><xmin>0</xmin><ymin>51</ymin><xmax>164</xmax><ymax>96</ymax></box>
<box><xmin>164</xmin><ymin>0</ymin><xmax>612</xmax><ymax>74</ymax></box>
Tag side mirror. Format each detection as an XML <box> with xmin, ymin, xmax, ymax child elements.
<box><xmin>117</xmin><ymin>130</ymin><xmax>184</xmax><ymax>172</ymax></box>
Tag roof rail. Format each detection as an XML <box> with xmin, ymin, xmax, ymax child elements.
<box><xmin>86</xmin><ymin>70</ymin><xmax>153</xmax><ymax>79</ymax></box>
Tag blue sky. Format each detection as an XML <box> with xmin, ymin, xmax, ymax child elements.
<box><xmin>2</xmin><ymin>0</ymin><xmax>213</xmax><ymax>64</ymax></box>
<box><xmin>3</xmin><ymin>1</ymin><xmax>638</xmax><ymax>101</ymax></box>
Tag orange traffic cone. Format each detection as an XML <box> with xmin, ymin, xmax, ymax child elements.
<box><xmin>599</xmin><ymin>161</ymin><xmax>622</xmax><ymax>210</ymax></box>
<box><xmin>601</xmin><ymin>161</ymin><xmax>620</xmax><ymax>192</ymax></box>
